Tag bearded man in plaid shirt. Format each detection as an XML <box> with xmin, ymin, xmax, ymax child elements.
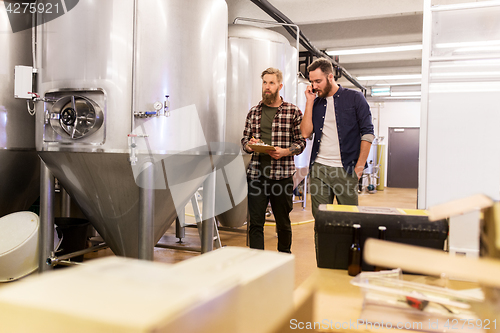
<box><xmin>241</xmin><ymin>68</ymin><xmax>306</xmax><ymax>253</ymax></box>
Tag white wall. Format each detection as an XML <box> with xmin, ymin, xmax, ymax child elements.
<box><xmin>226</xmin><ymin>0</ymin><xmax>483</xmax><ymax>25</ymax></box>
<box><xmin>418</xmin><ymin>1</ymin><xmax>500</xmax><ymax>209</ymax></box>
<box><xmin>367</xmin><ymin>99</ymin><xmax>421</xmax><ymax>187</ymax></box>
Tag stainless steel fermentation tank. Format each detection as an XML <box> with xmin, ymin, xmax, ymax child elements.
<box><xmin>225</xmin><ymin>25</ymin><xmax>298</xmax><ymax>149</ymax></box>
<box><xmin>216</xmin><ymin>25</ymin><xmax>300</xmax><ymax>227</ymax></box>
<box><xmin>35</xmin><ymin>0</ymin><xmax>228</xmax><ymax>257</ymax></box>
<box><xmin>0</xmin><ymin>7</ymin><xmax>40</xmax><ymax>217</ymax></box>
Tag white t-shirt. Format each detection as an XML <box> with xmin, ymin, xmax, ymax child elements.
<box><xmin>315</xmin><ymin>96</ymin><xmax>343</xmax><ymax>168</ymax></box>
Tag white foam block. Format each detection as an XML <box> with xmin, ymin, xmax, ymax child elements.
<box><xmin>169</xmin><ymin>246</ymin><xmax>295</xmax><ymax>333</ymax></box>
<box><xmin>449</xmin><ymin>210</ymin><xmax>481</xmax><ymax>257</ymax></box>
<box><xmin>0</xmin><ymin>211</ymin><xmax>39</xmax><ymax>282</ymax></box>
<box><xmin>0</xmin><ymin>256</ymin><xmax>240</xmax><ymax>333</ymax></box>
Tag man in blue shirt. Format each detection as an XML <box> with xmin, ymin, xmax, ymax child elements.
<box><xmin>301</xmin><ymin>58</ymin><xmax>374</xmax><ymax>218</ymax></box>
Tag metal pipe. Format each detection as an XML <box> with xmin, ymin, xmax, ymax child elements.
<box><xmin>201</xmin><ymin>172</ymin><xmax>216</xmax><ymax>253</ymax></box>
<box><xmin>175</xmin><ymin>214</ymin><xmax>185</xmax><ymax>242</ymax></box>
<box><xmin>38</xmin><ymin>160</ymin><xmax>54</xmax><ymax>273</ymax></box>
<box><xmin>213</xmin><ymin>218</ymin><xmax>222</xmax><ymax>249</ymax></box>
<box><xmin>233</xmin><ymin>17</ymin><xmax>300</xmax><ymax>106</ymax></box>
<box><xmin>253</xmin><ymin>0</ymin><xmax>320</xmax><ymax>58</ymax></box>
<box><xmin>128</xmin><ymin>0</ymin><xmax>138</xmax><ymax>157</ymax></box>
<box><xmin>131</xmin><ymin>0</ymin><xmax>138</xmax><ymax>135</ymax></box>
<box><xmin>155</xmin><ymin>243</ymin><xmax>201</xmax><ymax>253</ymax></box>
<box><xmin>217</xmin><ymin>226</ymin><xmax>247</xmax><ymax>234</ymax></box>
<box><xmin>46</xmin><ymin>243</ymin><xmax>108</xmax><ymax>266</ymax></box>
<box><xmin>138</xmin><ymin>161</ymin><xmax>155</xmax><ymax>260</ymax></box>
<box><xmin>190</xmin><ymin>193</ymin><xmax>203</xmax><ymax>239</ymax></box>
<box><xmin>233</xmin><ymin>17</ymin><xmax>300</xmax><ymax>65</ymax></box>
<box><xmin>31</xmin><ymin>7</ymin><xmax>36</xmax><ymax>70</ymax></box>
<box><xmin>27</xmin><ymin>9</ymin><xmax>37</xmax><ymax>116</ymax></box>
<box><xmin>60</xmin><ymin>187</ymin><xmax>71</xmax><ymax>218</ymax></box>
<box><xmin>302</xmin><ymin>174</ymin><xmax>308</xmax><ymax>209</ymax></box>
<box><xmin>249</xmin><ymin>0</ymin><xmax>306</xmax><ymax>51</ymax></box>
<box><xmin>53</xmin><ymin>260</ymin><xmax>83</xmax><ymax>266</ymax></box>
<box><xmin>249</xmin><ymin>0</ymin><xmax>366</xmax><ymax>92</ymax></box>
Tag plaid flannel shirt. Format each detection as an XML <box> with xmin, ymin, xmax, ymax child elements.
<box><xmin>241</xmin><ymin>99</ymin><xmax>306</xmax><ymax>180</ymax></box>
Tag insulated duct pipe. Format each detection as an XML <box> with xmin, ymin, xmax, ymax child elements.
<box><xmin>249</xmin><ymin>0</ymin><xmax>366</xmax><ymax>93</ymax></box>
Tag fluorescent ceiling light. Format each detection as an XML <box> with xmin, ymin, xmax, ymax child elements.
<box><xmin>435</xmin><ymin>40</ymin><xmax>500</xmax><ymax>49</ymax></box>
<box><xmin>371</xmin><ymin>88</ymin><xmax>390</xmax><ymax>97</ymax></box>
<box><xmin>430</xmin><ymin>71</ymin><xmax>500</xmax><ymax>77</ymax></box>
<box><xmin>431</xmin><ymin>59</ymin><xmax>500</xmax><ymax>68</ymax></box>
<box><xmin>356</xmin><ymin>74</ymin><xmax>422</xmax><ymax>81</ymax></box>
<box><xmin>430</xmin><ymin>81</ymin><xmax>500</xmax><ymax>93</ymax></box>
<box><xmin>369</xmin><ymin>96</ymin><xmax>421</xmax><ymax>100</ymax></box>
<box><xmin>455</xmin><ymin>46</ymin><xmax>500</xmax><ymax>53</ymax></box>
<box><xmin>326</xmin><ymin>44</ymin><xmax>422</xmax><ymax>56</ymax></box>
<box><xmin>390</xmin><ymin>91</ymin><xmax>421</xmax><ymax>97</ymax></box>
<box><xmin>385</xmin><ymin>96</ymin><xmax>421</xmax><ymax>100</ymax></box>
<box><xmin>371</xmin><ymin>87</ymin><xmax>422</xmax><ymax>97</ymax></box>
<box><xmin>373</xmin><ymin>81</ymin><xmax>421</xmax><ymax>86</ymax></box>
<box><xmin>435</xmin><ymin>40</ymin><xmax>500</xmax><ymax>54</ymax></box>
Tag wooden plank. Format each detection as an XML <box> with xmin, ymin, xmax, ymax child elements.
<box><xmin>364</xmin><ymin>238</ymin><xmax>500</xmax><ymax>288</ymax></box>
<box><xmin>427</xmin><ymin>194</ymin><xmax>493</xmax><ymax>221</ymax></box>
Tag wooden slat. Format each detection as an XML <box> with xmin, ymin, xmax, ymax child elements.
<box><xmin>364</xmin><ymin>238</ymin><xmax>500</xmax><ymax>288</ymax></box>
<box><xmin>427</xmin><ymin>194</ymin><xmax>493</xmax><ymax>221</ymax></box>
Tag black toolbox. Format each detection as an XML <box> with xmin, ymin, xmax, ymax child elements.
<box><xmin>315</xmin><ymin>204</ymin><xmax>448</xmax><ymax>271</ymax></box>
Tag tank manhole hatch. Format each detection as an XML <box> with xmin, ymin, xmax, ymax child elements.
<box><xmin>49</xmin><ymin>95</ymin><xmax>103</xmax><ymax>140</ymax></box>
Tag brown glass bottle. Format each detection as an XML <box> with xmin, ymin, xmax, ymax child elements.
<box><xmin>374</xmin><ymin>226</ymin><xmax>387</xmax><ymax>272</ymax></box>
<box><xmin>348</xmin><ymin>224</ymin><xmax>362</xmax><ymax>276</ymax></box>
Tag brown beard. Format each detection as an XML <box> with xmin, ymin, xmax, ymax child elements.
<box><xmin>262</xmin><ymin>89</ymin><xmax>279</xmax><ymax>105</ymax></box>
<box><xmin>318</xmin><ymin>78</ymin><xmax>333</xmax><ymax>99</ymax></box>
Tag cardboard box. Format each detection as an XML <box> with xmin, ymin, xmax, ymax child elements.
<box><xmin>0</xmin><ymin>256</ymin><xmax>239</xmax><ymax>333</ymax></box>
<box><xmin>169</xmin><ymin>246</ymin><xmax>295</xmax><ymax>333</ymax></box>
<box><xmin>0</xmin><ymin>247</ymin><xmax>295</xmax><ymax>333</ymax></box>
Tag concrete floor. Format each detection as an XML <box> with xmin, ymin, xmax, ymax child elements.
<box><xmin>85</xmin><ymin>187</ymin><xmax>418</xmax><ymax>288</ymax></box>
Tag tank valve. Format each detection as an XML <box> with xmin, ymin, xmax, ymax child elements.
<box><xmin>134</xmin><ymin>97</ymin><xmax>170</xmax><ymax>118</ymax></box>
<box><xmin>134</xmin><ymin>111</ymin><xmax>158</xmax><ymax>118</ymax></box>
<box><xmin>128</xmin><ymin>133</ymin><xmax>149</xmax><ymax>138</ymax></box>
<box><xmin>127</xmin><ymin>133</ymin><xmax>149</xmax><ymax>165</ymax></box>
<box><xmin>164</xmin><ymin>95</ymin><xmax>170</xmax><ymax>117</ymax></box>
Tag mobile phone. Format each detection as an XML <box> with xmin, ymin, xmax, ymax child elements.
<box><xmin>312</xmin><ymin>88</ymin><xmax>316</xmax><ymax>93</ymax></box>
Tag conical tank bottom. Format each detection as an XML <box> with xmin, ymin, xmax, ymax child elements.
<box><xmin>216</xmin><ymin>197</ymin><xmax>248</xmax><ymax>228</ymax></box>
<box><xmin>39</xmin><ymin>151</ymin><xmax>205</xmax><ymax>258</ymax></box>
<box><xmin>0</xmin><ymin>150</ymin><xmax>40</xmax><ymax>217</ymax></box>
<box><xmin>215</xmin><ymin>154</ymin><xmax>251</xmax><ymax>228</ymax></box>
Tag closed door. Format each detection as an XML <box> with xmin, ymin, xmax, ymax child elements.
<box><xmin>387</xmin><ymin>127</ymin><xmax>419</xmax><ymax>188</ymax></box>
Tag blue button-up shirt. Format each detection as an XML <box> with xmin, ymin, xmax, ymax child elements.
<box><xmin>310</xmin><ymin>85</ymin><xmax>374</xmax><ymax>173</ymax></box>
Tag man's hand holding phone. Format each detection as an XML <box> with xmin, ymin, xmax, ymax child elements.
<box><xmin>305</xmin><ymin>85</ymin><xmax>316</xmax><ymax>103</ymax></box>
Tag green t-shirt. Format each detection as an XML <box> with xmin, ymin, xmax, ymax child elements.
<box><xmin>260</xmin><ymin>105</ymin><xmax>278</xmax><ymax>178</ymax></box>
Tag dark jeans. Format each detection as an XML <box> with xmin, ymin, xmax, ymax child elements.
<box><xmin>247</xmin><ymin>176</ymin><xmax>294</xmax><ymax>253</ymax></box>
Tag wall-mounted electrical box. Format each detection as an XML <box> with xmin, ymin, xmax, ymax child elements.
<box><xmin>14</xmin><ymin>66</ymin><xmax>33</xmax><ymax>99</ymax></box>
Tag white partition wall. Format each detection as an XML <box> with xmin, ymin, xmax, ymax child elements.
<box><xmin>419</xmin><ymin>0</ymin><xmax>500</xmax><ymax>209</ymax></box>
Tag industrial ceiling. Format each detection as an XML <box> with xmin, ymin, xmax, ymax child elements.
<box><xmin>226</xmin><ymin>0</ymin><xmax>490</xmax><ymax>95</ymax></box>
